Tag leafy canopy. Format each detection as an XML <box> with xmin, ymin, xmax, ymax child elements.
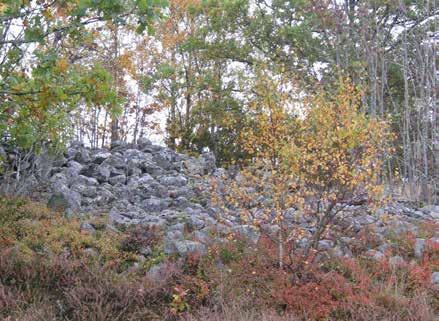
<box><xmin>0</xmin><ymin>0</ymin><xmax>166</xmax><ymax>150</ymax></box>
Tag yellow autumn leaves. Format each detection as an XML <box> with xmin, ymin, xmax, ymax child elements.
<box><xmin>217</xmin><ymin>77</ymin><xmax>392</xmax><ymax>228</ymax></box>
<box><xmin>286</xmin><ymin>79</ymin><xmax>390</xmax><ymax>204</ymax></box>
<box><xmin>0</xmin><ymin>3</ymin><xmax>7</xmax><ymax>14</ymax></box>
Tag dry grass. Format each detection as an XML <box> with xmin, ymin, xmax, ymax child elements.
<box><xmin>183</xmin><ymin>305</ymin><xmax>296</xmax><ymax>321</ymax></box>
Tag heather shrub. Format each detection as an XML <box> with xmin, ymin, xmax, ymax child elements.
<box><xmin>0</xmin><ymin>197</ymin><xmax>173</xmax><ymax>320</ymax></box>
<box><xmin>186</xmin><ymin>234</ymin><xmax>437</xmax><ymax>321</ymax></box>
<box><xmin>0</xmin><ymin>197</ymin><xmax>437</xmax><ymax>321</ymax></box>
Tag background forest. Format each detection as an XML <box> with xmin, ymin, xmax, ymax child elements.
<box><xmin>0</xmin><ymin>0</ymin><xmax>437</xmax><ymax>202</ymax></box>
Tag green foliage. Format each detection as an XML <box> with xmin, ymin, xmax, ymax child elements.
<box><xmin>0</xmin><ymin>0</ymin><xmax>166</xmax><ymax>150</ymax></box>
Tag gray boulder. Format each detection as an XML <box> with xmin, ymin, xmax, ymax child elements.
<box><xmin>165</xmin><ymin>240</ymin><xmax>207</xmax><ymax>256</ymax></box>
<box><xmin>414</xmin><ymin>238</ymin><xmax>425</xmax><ymax>259</ymax></box>
<box><xmin>318</xmin><ymin>239</ymin><xmax>335</xmax><ymax>251</ymax></box>
<box><xmin>73</xmin><ymin>148</ymin><xmax>91</xmax><ymax>163</ymax></box>
<box><xmin>232</xmin><ymin>225</ymin><xmax>260</xmax><ymax>244</ymax></box>
<box><xmin>95</xmin><ymin>165</ymin><xmax>111</xmax><ymax>183</ymax></box>
<box><xmin>153</xmin><ymin>148</ymin><xmax>181</xmax><ymax>170</ymax></box>
<box><xmin>92</xmin><ymin>152</ymin><xmax>112</xmax><ymax>164</ymax></box>
<box><xmin>159</xmin><ymin>175</ymin><xmax>187</xmax><ymax>187</ymax></box>
<box><xmin>137</xmin><ymin>137</ymin><xmax>152</xmax><ymax>149</ymax></box>
<box><xmin>50</xmin><ymin>172</ymin><xmax>69</xmax><ymax>190</ymax></box>
<box><xmin>142</xmin><ymin>197</ymin><xmax>170</xmax><ymax>212</ymax></box>
<box><xmin>366</xmin><ymin>249</ymin><xmax>385</xmax><ymax>261</ymax></box>
<box><xmin>72</xmin><ymin>184</ymin><xmax>97</xmax><ymax>198</ymax></box>
<box><xmin>110</xmin><ymin>140</ymin><xmax>126</xmax><ymax>150</ymax></box>
<box><xmin>102</xmin><ymin>154</ymin><xmax>126</xmax><ymax>170</ymax></box>
<box><xmin>74</xmin><ymin>175</ymin><xmax>99</xmax><ymax>186</ymax></box>
<box><xmin>389</xmin><ymin>255</ymin><xmax>405</xmax><ymax>267</ymax></box>
<box><xmin>108</xmin><ymin>174</ymin><xmax>126</xmax><ymax>186</ymax></box>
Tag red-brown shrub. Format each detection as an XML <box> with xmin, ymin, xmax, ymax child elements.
<box><xmin>0</xmin><ymin>198</ymin><xmax>436</xmax><ymax>321</ymax></box>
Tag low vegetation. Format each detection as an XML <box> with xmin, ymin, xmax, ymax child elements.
<box><xmin>0</xmin><ymin>197</ymin><xmax>437</xmax><ymax>321</ymax></box>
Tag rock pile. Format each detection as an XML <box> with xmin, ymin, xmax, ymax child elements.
<box><xmin>46</xmin><ymin>139</ymin><xmax>215</xmax><ymax>221</ymax></box>
<box><xmin>0</xmin><ymin>139</ymin><xmax>438</xmax><ymax>273</ymax></box>
<box><xmin>0</xmin><ymin>139</ymin><xmax>220</xmax><ymax>255</ymax></box>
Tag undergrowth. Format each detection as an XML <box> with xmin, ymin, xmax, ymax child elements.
<box><xmin>0</xmin><ymin>197</ymin><xmax>437</xmax><ymax>321</ymax></box>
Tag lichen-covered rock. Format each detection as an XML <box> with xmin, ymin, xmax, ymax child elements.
<box><xmin>108</xmin><ymin>174</ymin><xmax>126</xmax><ymax>186</ymax></box>
<box><xmin>73</xmin><ymin>148</ymin><xmax>91</xmax><ymax>163</ymax></box>
<box><xmin>166</xmin><ymin>239</ymin><xmax>207</xmax><ymax>256</ymax></box>
<box><xmin>3</xmin><ymin>139</ymin><xmax>439</xmax><ymax>264</ymax></box>
<box><xmin>366</xmin><ymin>249</ymin><xmax>385</xmax><ymax>261</ymax></box>
<box><xmin>92</xmin><ymin>152</ymin><xmax>112</xmax><ymax>164</ymax></box>
<box><xmin>142</xmin><ymin>197</ymin><xmax>170</xmax><ymax>212</ymax></box>
<box><xmin>389</xmin><ymin>255</ymin><xmax>405</xmax><ymax>267</ymax></box>
<box><xmin>159</xmin><ymin>175</ymin><xmax>187</xmax><ymax>187</ymax></box>
<box><xmin>232</xmin><ymin>225</ymin><xmax>261</xmax><ymax>244</ymax></box>
<box><xmin>318</xmin><ymin>239</ymin><xmax>335</xmax><ymax>250</ymax></box>
<box><xmin>414</xmin><ymin>238</ymin><xmax>425</xmax><ymax>259</ymax></box>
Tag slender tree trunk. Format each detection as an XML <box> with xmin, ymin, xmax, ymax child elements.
<box><xmin>110</xmin><ymin>25</ymin><xmax>120</xmax><ymax>144</ymax></box>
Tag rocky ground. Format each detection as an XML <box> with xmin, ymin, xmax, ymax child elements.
<box><xmin>0</xmin><ymin>139</ymin><xmax>438</xmax><ymax>284</ymax></box>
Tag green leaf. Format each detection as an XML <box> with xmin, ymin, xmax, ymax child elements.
<box><xmin>24</xmin><ymin>27</ymin><xmax>44</xmax><ymax>43</ymax></box>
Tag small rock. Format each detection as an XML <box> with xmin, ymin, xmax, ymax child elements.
<box><xmin>137</xmin><ymin>137</ymin><xmax>152</xmax><ymax>149</ymax></box>
<box><xmin>355</xmin><ymin>214</ymin><xmax>376</xmax><ymax>226</ymax></box>
<box><xmin>139</xmin><ymin>246</ymin><xmax>152</xmax><ymax>256</ymax></box>
<box><xmin>421</xmin><ymin>205</ymin><xmax>439</xmax><ymax>214</ymax></box>
<box><xmin>84</xmin><ymin>248</ymin><xmax>98</xmax><ymax>256</ymax></box>
<box><xmin>414</xmin><ymin>238</ymin><xmax>425</xmax><ymax>259</ymax></box>
<box><xmin>318</xmin><ymin>239</ymin><xmax>334</xmax><ymax>251</ymax></box>
<box><xmin>109</xmin><ymin>207</ymin><xmax>135</xmax><ymax>225</ymax></box>
<box><xmin>166</xmin><ymin>230</ymin><xmax>184</xmax><ymax>241</ymax></box>
<box><xmin>66</xmin><ymin>161</ymin><xmax>83</xmax><ymax>177</ymax></box>
<box><xmin>232</xmin><ymin>225</ymin><xmax>260</xmax><ymax>244</ymax></box>
<box><xmin>389</xmin><ymin>255</ymin><xmax>405</xmax><ymax>267</ymax></box>
<box><xmin>0</xmin><ymin>146</ymin><xmax>7</xmax><ymax>161</ymax></box>
<box><xmin>366</xmin><ymin>249</ymin><xmax>385</xmax><ymax>261</ymax></box>
<box><xmin>74</xmin><ymin>175</ymin><xmax>99</xmax><ymax>186</ymax></box>
<box><xmin>93</xmin><ymin>152</ymin><xmax>112</xmax><ymax>164</ymax></box>
<box><xmin>201</xmin><ymin>151</ymin><xmax>216</xmax><ymax>174</ymax></box>
<box><xmin>72</xmin><ymin>184</ymin><xmax>97</xmax><ymax>198</ymax></box>
<box><xmin>142</xmin><ymin>162</ymin><xmax>164</xmax><ymax>177</ymax></box>
<box><xmin>95</xmin><ymin>165</ymin><xmax>111</xmax><ymax>183</ymax></box>
<box><xmin>102</xmin><ymin>155</ymin><xmax>126</xmax><ymax>170</ymax></box>
<box><xmin>187</xmin><ymin>216</ymin><xmax>205</xmax><ymax>230</ymax></box>
<box><xmin>74</xmin><ymin>148</ymin><xmax>91</xmax><ymax>163</ymax></box>
<box><xmin>142</xmin><ymin>197</ymin><xmax>169</xmax><ymax>212</ymax></box>
<box><xmin>80</xmin><ymin>222</ymin><xmax>96</xmax><ymax>234</ymax></box>
<box><xmin>192</xmin><ymin>230</ymin><xmax>209</xmax><ymax>243</ymax></box>
<box><xmin>173</xmin><ymin>196</ymin><xmax>191</xmax><ymax>209</ymax></box>
<box><xmin>174</xmin><ymin>240</ymin><xmax>207</xmax><ymax>256</ymax></box>
<box><xmin>108</xmin><ymin>174</ymin><xmax>126</xmax><ymax>185</ymax></box>
<box><xmin>153</xmin><ymin>149</ymin><xmax>178</xmax><ymax>170</ymax></box>
<box><xmin>330</xmin><ymin>246</ymin><xmax>346</xmax><ymax>258</ymax></box>
<box><xmin>377</xmin><ymin>243</ymin><xmax>391</xmax><ymax>254</ymax></box>
<box><xmin>138</xmin><ymin>173</ymin><xmax>155</xmax><ymax>185</ymax></box>
<box><xmin>160</xmin><ymin>175</ymin><xmax>187</xmax><ymax>187</ymax></box>
<box><xmin>375</xmin><ymin>208</ymin><xmax>386</xmax><ymax>216</ymax></box>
